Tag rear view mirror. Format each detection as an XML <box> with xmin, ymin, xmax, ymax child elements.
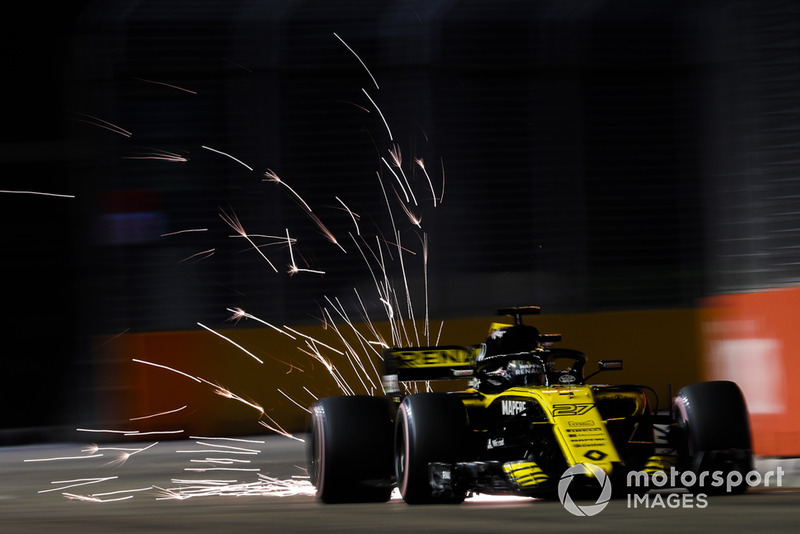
<box><xmin>582</xmin><ymin>360</ymin><xmax>623</xmax><ymax>383</ymax></box>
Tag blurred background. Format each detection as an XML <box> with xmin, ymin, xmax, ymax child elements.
<box><xmin>2</xmin><ymin>0</ymin><xmax>798</xmax><ymax>454</ymax></box>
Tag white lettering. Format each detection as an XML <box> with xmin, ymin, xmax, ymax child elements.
<box><xmin>726</xmin><ymin>471</ymin><xmax>742</xmax><ymax>493</ymax></box>
<box><xmin>501</xmin><ymin>400</ymin><xmax>527</xmax><ymax>416</ymax></box>
<box><xmin>745</xmin><ymin>470</ymin><xmax>761</xmax><ymax>487</ymax></box>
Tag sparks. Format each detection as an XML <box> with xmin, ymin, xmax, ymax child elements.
<box><xmin>227</xmin><ymin>307</ymin><xmax>296</xmax><ymax>339</ymax></box>
<box><xmin>130</xmin><ymin>405</ymin><xmax>187</xmax><ymax>421</ymax></box>
<box><xmin>24</xmin><ymin>454</ymin><xmax>104</xmax><ymax>463</ymax></box>
<box><xmin>161</xmin><ymin>228</ymin><xmax>208</xmax><ymax>237</ymax></box>
<box><xmin>132</xmin><ymin>358</ymin><xmax>202</xmax><ymax>383</ymax></box>
<box><xmin>258</xmin><ymin>414</ymin><xmax>304</xmax><ymax>443</ymax></box>
<box><xmin>134</xmin><ymin>77</ymin><xmax>198</xmax><ymax>95</ymax></box>
<box><xmin>0</xmin><ymin>190</ymin><xmax>75</xmax><ymax>199</ymax></box>
<box><xmin>201</xmin><ymin>145</ymin><xmax>254</xmax><ymax>171</ymax></box>
<box><xmin>388</xmin><ymin>144</ymin><xmax>417</xmax><ymax>205</ymax></box>
<box><xmin>362</xmin><ymin>88</ymin><xmax>393</xmax><ymax>141</ymax></box>
<box><xmin>333</xmin><ymin>32</ymin><xmax>379</xmax><ymax>90</ymax></box>
<box><xmin>178</xmin><ymin>248</ymin><xmax>215</xmax><ymax>263</ymax></box>
<box><xmin>264</xmin><ymin>170</ymin><xmax>345</xmax><ymax>253</ymax></box>
<box><xmin>219</xmin><ymin>209</ymin><xmax>279</xmax><ymax>272</ymax></box>
<box><xmin>196</xmin><ymin>377</ymin><xmax>264</xmax><ymax>414</ymax></box>
<box><xmin>277</xmin><ymin>388</ymin><xmax>311</xmax><ymax>414</ymax></box>
<box><xmin>286</xmin><ymin>228</ymin><xmax>325</xmax><ymax>275</ymax></box>
<box><xmin>68</xmin><ymin>110</ymin><xmax>132</xmax><ymax>137</ymax></box>
<box><xmin>196</xmin><ymin>322</ymin><xmax>264</xmax><ymax>364</ymax></box>
<box><xmin>335</xmin><ymin>196</ymin><xmax>360</xmax><ymax>235</ymax></box>
<box><xmin>415</xmin><ymin>157</ymin><xmax>438</xmax><ymax>207</ymax></box>
<box><xmin>38</xmin><ymin>477</ymin><xmax>118</xmax><ymax>494</ymax></box>
<box><xmin>188</xmin><ymin>436</ymin><xmax>265</xmax><ymax>444</ymax></box>
<box><xmin>123</xmin><ymin>147</ymin><xmax>189</xmax><ymax>162</ymax></box>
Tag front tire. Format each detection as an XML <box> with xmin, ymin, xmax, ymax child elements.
<box><xmin>673</xmin><ymin>380</ymin><xmax>753</xmax><ymax>494</ymax></box>
<box><xmin>395</xmin><ymin>393</ymin><xmax>468</xmax><ymax>504</ymax></box>
<box><xmin>309</xmin><ymin>395</ymin><xmax>394</xmax><ymax>503</ymax></box>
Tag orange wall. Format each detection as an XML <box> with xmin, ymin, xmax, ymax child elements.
<box><xmin>92</xmin><ymin>308</ymin><xmax>703</xmax><ymax>439</ymax></box>
<box><xmin>702</xmin><ymin>289</ymin><xmax>800</xmax><ymax>457</ymax></box>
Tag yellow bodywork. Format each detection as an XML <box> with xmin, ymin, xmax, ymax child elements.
<box><xmin>461</xmin><ymin>385</ymin><xmax>623</xmax><ymax>474</ymax></box>
<box><xmin>502</xmin><ymin>461</ymin><xmax>549</xmax><ymax>487</ymax></box>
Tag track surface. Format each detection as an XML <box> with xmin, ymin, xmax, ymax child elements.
<box><xmin>1</xmin><ymin>436</ymin><xmax>798</xmax><ymax>533</ymax></box>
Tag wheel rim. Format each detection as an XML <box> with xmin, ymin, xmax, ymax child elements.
<box><xmin>311</xmin><ymin>406</ymin><xmax>326</xmax><ymax>496</ymax></box>
<box><xmin>395</xmin><ymin>405</ymin><xmax>410</xmax><ymax>495</ymax></box>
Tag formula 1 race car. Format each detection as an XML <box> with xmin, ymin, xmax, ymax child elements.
<box><xmin>308</xmin><ymin>306</ymin><xmax>753</xmax><ymax>504</ymax></box>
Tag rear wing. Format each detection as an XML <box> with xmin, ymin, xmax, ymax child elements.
<box><xmin>382</xmin><ymin>345</ymin><xmax>483</xmax><ymax>396</ymax></box>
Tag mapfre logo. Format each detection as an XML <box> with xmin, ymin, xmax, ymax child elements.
<box><xmin>501</xmin><ymin>400</ymin><xmax>527</xmax><ymax>416</ymax></box>
<box><xmin>558</xmin><ymin>463</ymin><xmax>612</xmax><ymax>516</ymax></box>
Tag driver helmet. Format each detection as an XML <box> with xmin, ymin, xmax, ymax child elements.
<box><xmin>484</xmin><ymin>324</ymin><xmax>541</xmax><ymax>357</ymax></box>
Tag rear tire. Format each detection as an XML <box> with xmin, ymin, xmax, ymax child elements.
<box><xmin>673</xmin><ymin>380</ymin><xmax>753</xmax><ymax>494</ymax></box>
<box><xmin>395</xmin><ymin>393</ymin><xmax>468</xmax><ymax>504</ymax></box>
<box><xmin>309</xmin><ymin>395</ymin><xmax>394</xmax><ymax>503</ymax></box>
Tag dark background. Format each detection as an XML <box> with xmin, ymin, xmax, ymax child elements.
<box><xmin>3</xmin><ymin>0</ymin><xmax>800</xmax><ymax>436</ymax></box>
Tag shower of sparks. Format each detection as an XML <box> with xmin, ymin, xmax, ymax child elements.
<box><xmin>201</xmin><ymin>145</ymin><xmax>254</xmax><ymax>171</ymax></box>
<box><xmin>155</xmin><ymin>474</ymin><xmax>315</xmax><ymax>500</ymax></box>
<box><xmin>333</xmin><ymin>32</ymin><xmax>379</xmax><ymax>90</ymax></box>
<box><xmin>41</xmin><ymin>31</ymin><xmax>464</xmax><ymax>507</ymax></box>
<box><xmin>196</xmin><ymin>321</ymin><xmax>264</xmax><ymax>364</ymax></box>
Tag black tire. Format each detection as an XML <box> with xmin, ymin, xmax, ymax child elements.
<box><xmin>308</xmin><ymin>395</ymin><xmax>394</xmax><ymax>503</ymax></box>
<box><xmin>673</xmin><ymin>380</ymin><xmax>753</xmax><ymax>494</ymax></box>
<box><xmin>395</xmin><ymin>393</ymin><xmax>468</xmax><ymax>504</ymax></box>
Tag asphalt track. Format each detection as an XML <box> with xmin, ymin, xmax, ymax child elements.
<box><xmin>1</xmin><ymin>436</ymin><xmax>798</xmax><ymax>534</ymax></box>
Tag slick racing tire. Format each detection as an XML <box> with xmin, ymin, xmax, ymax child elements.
<box><xmin>309</xmin><ymin>395</ymin><xmax>394</xmax><ymax>503</ymax></box>
<box><xmin>673</xmin><ymin>380</ymin><xmax>753</xmax><ymax>494</ymax></box>
<box><xmin>395</xmin><ymin>393</ymin><xmax>468</xmax><ymax>504</ymax></box>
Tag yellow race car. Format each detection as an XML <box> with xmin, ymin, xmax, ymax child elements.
<box><xmin>308</xmin><ymin>306</ymin><xmax>752</xmax><ymax>504</ymax></box>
